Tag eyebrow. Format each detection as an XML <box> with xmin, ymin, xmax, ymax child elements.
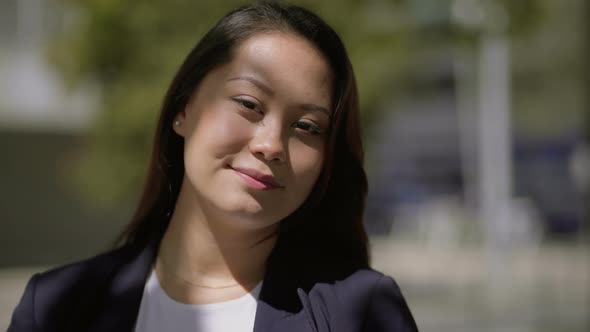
<box><xmin>300</xmin><ymin>103</ymin><xmax>331</xmax><ymax>118</ymax></box>
<box><xmin>228</xmin><ymin>75</ymin><xmax>331</xmax><ymax>118</ymax></box>
<box><xmin>228</xmin><ymin>76</ymin><xmax>274</xmax><ymax>96</ymax></box>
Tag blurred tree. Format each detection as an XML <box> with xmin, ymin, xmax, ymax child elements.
<box><xmin>47</xmin><ymin>0</ymin><xmax>542</xmax><ymax>206</ymax></box>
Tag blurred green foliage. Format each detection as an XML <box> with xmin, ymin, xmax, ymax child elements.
<box><xmin>48</xmin><ymin>0</ymin><xmax>542</xmax><ymax>205</ymax></box>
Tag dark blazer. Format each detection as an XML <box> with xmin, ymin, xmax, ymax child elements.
<box><xmin>8</xmin><ymin>239</ymin><xmax>419</xmax><ymax>332</ymax></box>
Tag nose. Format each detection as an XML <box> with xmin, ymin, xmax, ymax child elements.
<box><xmin>249</xmin><ymin>122</ymin><xmax>287</xmax><ymax>163</ymax></box>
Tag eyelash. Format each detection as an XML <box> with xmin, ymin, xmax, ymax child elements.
<box><xmin>294</xmin><ymin>121</ymin><xmax>323</xmax><ymax>135</ymax></box>
<box><xmin>233</xmin><ymin>97</ymin><xmax>261</xmax><ymax>114</ymax></box>
<box><xmin>232</xmin><ymin>97</ymin><xmax>324</xmax><ymax>136</ymax></box>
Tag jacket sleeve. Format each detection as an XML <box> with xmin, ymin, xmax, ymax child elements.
<box><xmin>7</xmin><ymin>274</ymin><xmax>40</xmax><ymax>332</ymax></box>
<box><xmin>362</xmin><ymin>274</ymin><xmax>419</xmax><ymax>332</ymax></box>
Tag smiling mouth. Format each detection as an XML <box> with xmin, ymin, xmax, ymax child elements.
<box><xmin>229</xmin><ymin>166</ymin><xmax>283</xmax><ymax>191</ymax></box>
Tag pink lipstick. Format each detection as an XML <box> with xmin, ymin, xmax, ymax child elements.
<box><xmin>231</xmin><ymin>166</ymin><xmax>282</xmax><ymax>190</ymax></box>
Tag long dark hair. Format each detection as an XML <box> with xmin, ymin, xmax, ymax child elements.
<box><xmin>119</xmin><ymin>1</ymin><xmax>369</xmax><ymax>272</ymax></box>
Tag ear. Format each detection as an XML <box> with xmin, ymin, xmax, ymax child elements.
<box><xmin>172</xmin><ymin>111</ymin><xmax>187</xmax><ymax>137</ymax></box>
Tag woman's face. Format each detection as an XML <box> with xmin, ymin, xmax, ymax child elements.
<box><xmin>173</xmin><ymin>32</ymin><xmax>332</xmax><ymax>230</ymax></box>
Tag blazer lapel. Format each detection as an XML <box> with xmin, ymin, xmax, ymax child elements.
<box><xmin>253</xmin><ymin>242</ymin><xmax>318</xmax><ymax>332</ymax></box>
<box><xmin>87</xmin><ymin>241</ymin><xmax>157</xmax><ymax>332</ymax></box>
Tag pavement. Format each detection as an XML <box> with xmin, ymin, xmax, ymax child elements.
<box><xmin>371</xmin><ymin>237</ymin><xmax>590</xmax><ymax>332</ymax></box>
<box><xmin>0</xmin><ymin>267</ymin><xmax>40</xmax><ymax>330</ymax></box>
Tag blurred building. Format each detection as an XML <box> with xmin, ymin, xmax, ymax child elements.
<box><xmin>0</xmin><ymin>0</ymin><xmax>122</xmax><ymax>267</ymax></box>
<box><xmin>0</xmin><ymin>0</ymin><xmax>98</xmax><ymax>131</ymax></box>
<box><xmin>364</xmin><ymin>0</ymin><xmax>588</xmax><ymax>242</ymax></box>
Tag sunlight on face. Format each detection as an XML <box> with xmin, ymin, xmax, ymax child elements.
<box><xmin>173</xmin><ymin>32</ymin><xmax>333</xmax><ymax>230</ymax></box>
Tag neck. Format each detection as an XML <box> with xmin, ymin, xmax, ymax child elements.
<box><xmin>157</xmin><ymin>185</ymin><xmax>279</xmax><ymax>290</ymax></box>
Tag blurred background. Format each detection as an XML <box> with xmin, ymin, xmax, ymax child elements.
<box><xmin>1</xmin><ymin>0</ymin><xmax>588</xmax><ymax>330</ymax></box>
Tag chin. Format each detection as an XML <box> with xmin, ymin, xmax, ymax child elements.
<box><xmin>228</xmin><ymin>207</ymin><xmax>292</xmax><ymax>230</ymax></box>
<box><xmin>212</xmin><ymin>190</ymin><xmax>300</xmax><ymax>227</ymax></box>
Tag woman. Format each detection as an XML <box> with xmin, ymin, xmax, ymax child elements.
<box><xmin>9</xmin><ymin>1</ymin><xmax>418</xmax><ymax>331</ymax></box>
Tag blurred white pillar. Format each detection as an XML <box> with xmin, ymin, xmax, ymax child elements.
<box><xmin>453</xmin><ymin>0</ymin><xmax>514</xmax><ymax>254</ymax></box>
<box><xmin>454</xmin><ymin>0</ymin><xmax>517</xmax><ymax>320</ymax></box>
<box><xmin>477</xmin><ymin>31</ymin><xmax>514</xmax><ymax>284</ymax></box>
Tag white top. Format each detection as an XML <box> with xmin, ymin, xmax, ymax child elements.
<box><xmin>134</xmin><ymin>271</ymin><xmax>262</xmax><ymax>332</ymax></box>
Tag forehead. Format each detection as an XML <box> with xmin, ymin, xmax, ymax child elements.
<box><xmin>224</xmin><ymin>32</ymin><xmax>333</xmax><ymax>106</ymax></box>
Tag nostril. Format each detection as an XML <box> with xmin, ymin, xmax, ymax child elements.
<box><xmin>250</xmin><ymin>140</ymin><xmax>285</xmax><ymax>160</ymax></box>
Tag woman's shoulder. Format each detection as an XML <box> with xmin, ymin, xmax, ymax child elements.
<box><xmin>8</xmin><ymin>243</ymin><xmax>148</xmax><ymax>331</ymax></box>
<box><xmin>298</xmin><ymin>269</ymin><xmax>419</xmax><ymax>331</ymax></box>
<box><xmin>303</xmin><ymin>269</ymin><xmax>392</xmax><ymax>300</ymax></box>
<box><xmin>33</xmin><ymin>243</ymin><xmax>141</xmax><ymax>292</ymax></box>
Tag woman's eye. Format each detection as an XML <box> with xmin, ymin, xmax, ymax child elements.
<box><xmin>233</xmin><ymin>97</ymin><xmax>260</xmax><ymax>113</ymax></box>
<box><xmin>295</xmin><ymin>121</ymin><xmax>323</xmax><ymax>135</ymax></box>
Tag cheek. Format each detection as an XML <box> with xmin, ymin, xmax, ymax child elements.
<box><xmin>290</xmin><ymin>141</ymin><xmax>325</xmax><ymax>188</ymax></box>
<box><xmin>187</xmin><ymin>110</ymin><xmax>251</xmax><ymax>158</ymax></box>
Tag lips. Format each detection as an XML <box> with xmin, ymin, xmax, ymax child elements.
<box><xmin>230</xmin><ymin>166</ymin><xmax>283</xmax><ymax>190</ymax></box>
